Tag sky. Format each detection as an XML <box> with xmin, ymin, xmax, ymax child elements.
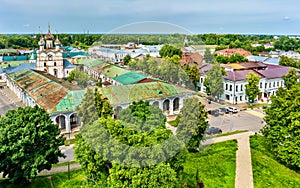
<box><xmin>0</xmin><ymin>0</ymin><xmax>300</xmax><ymax>35</ymax></box>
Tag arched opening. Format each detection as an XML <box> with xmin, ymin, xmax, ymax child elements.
<box><xmin>115</xmin><ymin>106</ymin><xmax>123</xmax><ymax>118</ymax></box>
<box><xmin>70</xmin><ymin>113</ymin><xmax>78</xmax><ymax>128</ymax></box>
<box><xmin>152</xmin><ymin>101</ymin><xmax>159</xmax><ymax>107</ymax></box>
<box><xmin>54</xmin><ymin>69</ymin><xmax>58</xmax><ymax>77</ymax></box>
<box><xmin>163</xmin><ymin>99</ymin><xmax>170</xmax><ymax>112</ymax></box>
<box><xmin>173</xmin><ymin>98</ymin><xmax>180</xmax><ymax>111</ymax></box>
<box><xmin>55</xmin><ymin>115</ymin><xmax>66</xmax><ymax>129</ymax></box>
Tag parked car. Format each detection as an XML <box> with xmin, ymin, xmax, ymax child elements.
<box><xmin>206</xmin><ymin>127</ymin><xmax>222</xmax><ymax>135</ymax></box>
<box><xmin>207</xmin><ymin>109</ymin><xmax>219</xmax><ymax>117</ymax></box>
<box><xmin>227</xmin><ymin>106</ymin><xmax>238</xmax><ymax>113</ymax></box>
<box><xmin>219</xmin><ymin>107</ymin><xmax>229</xmax><ymax>114</ymax></box>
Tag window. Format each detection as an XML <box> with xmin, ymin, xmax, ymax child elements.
<box><xmin>48</xmin><ymin>54</ymin><xmax>53</xmax><ymax>61</ymax></box>
<box><xmin>260</xmin><ymin>82</ymin><xmax>262</xmax><ymax>88</ymax></box>
<box><xmin>54</xmin><ymin>62</ymin><xmax>57</xmax><ymax>66</ymax></box>
<box><xmin>229</xmin><ymin>85</ymin><xmax>232</xmax><ymax>91</ymax></box>
<box><xmin>273</xmin><ymin>82</ymin><xmax>275</xmax><ymax>87</ymax></box>
<box><xmin>265</xmin><ymin>83</ymin><xmax>267</xmax><ymax>89</ymax></box>
<box><xmin>277</xmin><ymin>81</ymin><xmax>279</xmax><ymax>87</ymax></box>
<box><xmin>269</xmin><ymin>83</ymin><xmax>271</xmax><ymax>88</ymax></box>
<box><xmin>225</xmin><ymin>84</ymin><xmax>228</xmax><ymax>90</ymax></box>
<box><xmin>241</xmin><ymin>85</ymin><xmax>243</xmax><ymax>91</ymax></box>
<box><xmin>44</xmin><ymin>62</ymin><xmax>47</xmax><ymax>67</ymax></box>
<box><xmin>240</xmin><ymin>96</ymin><xmax>242</xmax><ymax>101</ymax></box>
<box><xmin>236</xmin><ymin>85</ymin><xmax>238</xmax><ymax>92</ymax></box>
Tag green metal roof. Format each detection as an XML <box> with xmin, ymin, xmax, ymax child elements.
<box><xmin>77</xmin><ymin>58</ymin><xmax>105</xmax><ymax>67</ymax></box>
<box><xmin>113</xmin><ymin>72</ymin><xmax>147</xmax><ymax>85</ymax></box>
<box><xmin>99</xmin><ymin>81</ymin><xmax>194</xmax><ymax>105</ymax></box>
<box><xmin>55</xmin><ymin>90</ymin><xmax>86</xmax><ymax>113</ymax></box>
<box><xmin>101</xmin><ymin>65</ymin><xmax>129</xmax><ymax>78</ymax></box>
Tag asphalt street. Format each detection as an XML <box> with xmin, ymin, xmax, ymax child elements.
<box><xmin>0</xmin><ymin>87</ymin><xmax>24</xmax><ymax>116</ymax></box>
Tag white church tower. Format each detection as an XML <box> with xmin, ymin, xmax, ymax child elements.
<box><xmin>36</xmin><ymin>25</ymin><xmax>65</xmax><ymax>78</ymax></box>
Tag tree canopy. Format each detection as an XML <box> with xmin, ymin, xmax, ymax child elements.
<box><xmin>245</xmin><ymin>72</ymin><xmax>260</xmax><ymax>103</ymax></box>
<box><xmin>75</xmin><ymin>101</ymin><xmax>185</xmax><ymax>187</ymax></box>
<box><xmin>159</xmin><ymin>45</ymin><xmax>182</xmax><ymax>58</ymax></box>
<box><xmin>203</xmin><ymin>63</ymin><xmax>227</xmax><ymax>98</ymax></box>
<box><xmin>283</xmin><ymin>68</ymin><xmax>299</xmax><ymax>90</ymax></box>
<box><xmin>176</xmin><ymin>98</ymin><xmax>209</xmax><ymax>152</ymax></box>
<box><xmin>262</xmin><ymin>82</ymin><xmax>300</xmax><ymax>170</ymax></box>
<box><xmin>0</xmin><ymin>106</ymin><xmax>65</xmax><ymax>183</ymax></box>
<box><xmin>67</xmin><ymin>69</ymin><xmax>90</xmax><ymax>88</ymax></box>
<box><xmin>216</xmin><ymin>54</ymin><xmax>248</xmax><ymax>64</ymax></box>
<box><xmin>203</xmin><ymin>47</ymin><xmax>215</xmax><ymax>64</ymax></box>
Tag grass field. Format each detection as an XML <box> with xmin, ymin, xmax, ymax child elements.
<box><xmin>0</xmin><ymin>140</ymin><xmax>238</xmax><ymax>187</ymax></box>
<box><xmin>181</xmin><ymin>140</ymin><xmax>238</xmax><ymax>187</ymax></box>
<box><xmin>250</xmin><ymin>135</ymin><xmax>300</xmax><ymax>188</ymax></box>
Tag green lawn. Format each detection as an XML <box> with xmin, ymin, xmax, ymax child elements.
<box><xmin>51</xmin><ymin>169</ymin><xmax>88</xmax><ymax>188</ymax></box>
<box><xmin>0</xmin><ymin>170</ymin><xmax>88</xmax><ymax>188</ymax></box>
<box><xmin>250</xmin><ymin>135</ymin><xmax>300</xmax><ymax>188</ymax></box>
<box><xmin>0</xmin><ymin>176</ymin><xmax>52</xmax><ymax>188</ymax></box>
<box><xmin>181</xmin><ymin>140</ymin><xmax>238</xmax><ymax>187</ymax></box>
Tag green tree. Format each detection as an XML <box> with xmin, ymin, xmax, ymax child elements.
<box><xmin>67</xmin><ymin>69</ymin><xmax>89</xmax><ymax>88</ymax></box>
<box><xmin>262</xmin><ymin>83</ymin><xmax>300</xmax><ymax>169</ymax></box>
<box><xmin>245</xmin><ymin>72</ymin><xmax>260</xmax><ymax>103</ymax></box>
<box><xmin>203</xmin><ymin>63</ymin><xmax>227</xmax><ymax>98</ymax></box>
<box><xmin>0</xmin><ymin>106</ymin><xmax>65</xmax><ymax>183</ymax></box>
<box><xmin>279</xmin><ymin>56</ymin><xmax>300</xmax><ymax>69</ymax></box>
<box><xmin>74</xmin><ymin>133</ymin><xmax>111</xmax><ymax>186</ymax></box>
<box><xmin>76</xmin><ymin>88</ymin><xmax>113</xmax><ymax>126</ymax></box>
<box><xmin>204</xmin><ymin>47</ymin><xmax>215</xmax><ymax>64</ymax></box>
<box><xmin>123</xmin><ymin>54</ymin><xmax>131</xmax><ymax>65</ymax></box>
<box><xmin>159</xmin><ymin>45</ymin><xmax>182</xmax><ymax>58</ymax></box>
<box><xmin>283</xmin><ymin>68</ymin><xmax>299</xmax><ymax>90</ymax></box>
<box><xmin>75</xmin><ymin>101</ymin><xmax>200</xmax><ymax>187</ymax></box>
<box><xmin>176</xmin><ymin>98</ymin><xmax>209</xmax><ymax>152</ymax></box>
<box><xmin>184</xmin><ymin>65</ymin><xmax>200</xmax><ymax>89</ymax></box>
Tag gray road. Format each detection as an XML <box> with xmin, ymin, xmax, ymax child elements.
<box><xmin>208</xmin><ymin>111</ymin><xmax>264</xmax><ymax>133</ymax></box>
<box><xmin>0</xmin><ymin>88</ymin><xmax>23</xmax><ymax>116</ymax></box>
<box><xmin>59</xmin><ymin>144</ymin><xmax>75</xmax><ymax>162</ymax></box>
<box><xmin>195</xmin><ymin>95</ymin><xmax>265</xmax><ymax>133</ymax></box>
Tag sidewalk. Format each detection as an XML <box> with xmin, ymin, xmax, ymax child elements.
<box><xmin>202</xmin><ymin>131</ymin><xmax>255</xmax><ymax>188</ymax></box>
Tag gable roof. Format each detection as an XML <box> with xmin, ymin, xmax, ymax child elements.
<box><xmin>7</xmin><ymin>69</ymin><xmax>85</xmax><ymax>114</ymax></box>
<box><xmin>98</xmin><ymin>81</ymin><xmax>194</xmax><ymax>105</ymax></box>
<box><xmin>113</xmin><ymin>72</ymin><xmax>147</xmax><ymax>85</ymax></box>
<box><xmin>4</xmin><ymin>63</ymin><xmax>36</xmax><ymax>74</ymax></box>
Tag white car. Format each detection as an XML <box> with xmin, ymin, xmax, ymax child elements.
<box><xmin>227</xmin><ymin>106</ymin><xmax>238</xmax><ymax>113</ymax></box>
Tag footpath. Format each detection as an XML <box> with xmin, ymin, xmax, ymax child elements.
<box><xmin>203</xmin><ymin>131</ymin><xmax>255</xmax><ymax>188</ymax></box>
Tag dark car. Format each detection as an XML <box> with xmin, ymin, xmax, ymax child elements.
<box><xmin>206</xmin><ymin>127</ymin><xmax>222</xmax><ymax>135</ymax></box>
<box><xmin>207</xmin><ymin>109</ymin><xmax>219</xmax><ymax>117</ymax></box>
<box><xmin>219</xmin><ymin>107</ymin><xmax>229</xmax><ymax>114</ymax></box>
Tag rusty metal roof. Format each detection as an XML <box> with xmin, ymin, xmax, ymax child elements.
<box><xmin>98</xmin><ymin>81</ymin><xmax>194</xmax><ymax>105</ymax></box>
<box><xmin>7</xmin><ymin>70</ymin><xmax>85</xmax><ymax>114</ymax></box>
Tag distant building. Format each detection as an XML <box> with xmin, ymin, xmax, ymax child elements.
<box><xmin>36</xmin><ymin>25</ymin><xmax>76</xmax><ymax>78</ymax></box>
<box><xmin>215</xmin><ymin>48</ymin><xmax>252</xmax><ymax>58</ymax></box>
<box><xmin>199</xmin><ymin>62</ymin><xmax>300</xmax><ymax>104</ymax></box>
<box><xmin>181</xmin><ymin>46</ymin><xmax>203</xmax><ymax>67</ymax></box>
<box><xmin>6</xmin><ymin>69</ymin><xmax>85</xmax><ymax>134</ymax></box>
<box><xmin>90</xmin><ymin>43</ymin><xmax>162</xmax><ymax>63</ymax></box>
<box><xmin>98</xmin><ymin>81</ymin><xmax>194</xmax><ymax>116</ymax></box>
